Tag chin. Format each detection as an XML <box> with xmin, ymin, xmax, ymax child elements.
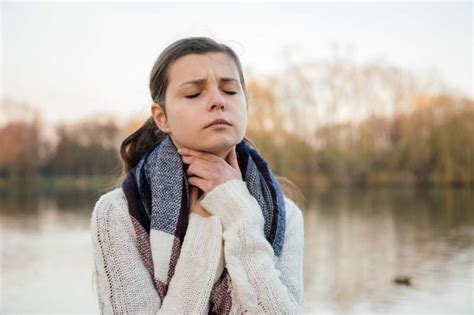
<box><xmin>202</xmin><ymin>137</ymin><xmax>238</xmax><ymax>154</ymax></box>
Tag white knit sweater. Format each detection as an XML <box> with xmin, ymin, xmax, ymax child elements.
<box><xmin>90</xmin><ymin>179</ymin><xmax>305</xmax><ymax>314</ymax></box>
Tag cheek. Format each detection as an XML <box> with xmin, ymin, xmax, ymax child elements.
<box><xmin>167</xmin><ymin>108</ymin><xmax>199</xmax><ymax>135</ymax></box>
<box><xmin>234</xmin><ymin>104</ymin><xmax>248</xmax><ymax>133</ymax></box>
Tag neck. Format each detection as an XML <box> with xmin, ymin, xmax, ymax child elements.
<box><xmin>169</xmin><ymin>134</ymin><xmax>233</xmax><ymax>160</ymax></box>
<box><xmin>215</xmin><ymin>147</ymin><xmax>232</xmax><ymax>160</ymax></box>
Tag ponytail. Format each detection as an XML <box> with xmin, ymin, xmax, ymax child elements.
<box><xmin>119</xmin><ymin>116</ymin><xmax>166</xmax><ymax>173</ymax></box>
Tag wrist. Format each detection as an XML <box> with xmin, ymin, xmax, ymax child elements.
<box><xmin>200</xmin><ymin>179</ymin><xmax>264</xmax><ymax>230</ymax></box>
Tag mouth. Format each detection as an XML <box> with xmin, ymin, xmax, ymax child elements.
<box><xmin>205</xmin><ymin>118</ymin><xmax>232</xmax><ymax>128</ymax></box>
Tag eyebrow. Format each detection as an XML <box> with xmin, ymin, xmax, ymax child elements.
<box><xmin>179</xmin><ymin>77</ymin><xmax>239</xmax><ymax>87</ymax></box>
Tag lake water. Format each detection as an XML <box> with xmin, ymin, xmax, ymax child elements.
<box><xmin>1</xmin><ymin>186</ymin><xmax>473</xmax><ymax>314</ymax></box>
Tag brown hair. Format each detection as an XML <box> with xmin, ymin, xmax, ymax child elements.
<box><xmin>117</xmin><ymin>36</ymin><xmax>303</xmax><ymax>204</ymax></box>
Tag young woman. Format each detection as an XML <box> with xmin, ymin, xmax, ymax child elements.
<box><xmin>90</xmin><ymin>37</ymin><xmax>305</xmax><ymax>314</ymax></box>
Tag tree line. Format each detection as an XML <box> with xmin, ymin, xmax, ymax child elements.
<box><xmin>1</xmin><ymin>57</ymin><xmax>472</xmax><ymax>186</ymax></box>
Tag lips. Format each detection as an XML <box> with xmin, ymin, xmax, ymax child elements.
<box><xmin>205</xmin><ymin>118</ymin><xmax>232</xmax><ymax>128</ymax></box>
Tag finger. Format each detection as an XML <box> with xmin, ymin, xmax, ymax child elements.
<box><xmin>188</xmin><ymin>176</ymin><xmax>210</xmax><ymax>193</ymax></box>
<box><xmin>181</xmin><ymin>155</ymin><xmax>213</xmax><ymax>170</ymax></box>
<box><xmin>186</xmin><ymin>163</ymin><xmax>211</xmax><ymax>179</ymax></box>
<box><xmin>178</xmin><ymin>147</ymin><xmax>220</xmax><ymax>163</ymax></box>
<box><xmin>225</xmin><ymin>146</ymin><xmax>239</xmax><ymax>170</ymax></box>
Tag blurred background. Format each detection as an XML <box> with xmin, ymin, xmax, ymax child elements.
<box><xmin>1</xmin><ymin>1</ymin><xmax>473</xmax><ymax>314</ymax></box>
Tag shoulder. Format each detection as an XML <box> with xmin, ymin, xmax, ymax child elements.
<box><xmin>283</xmin><ymin>196</ymin><xmax>304</xmax><ymax>230</ymax></box>
<box><xmin>93</xmin><ymin>187</ymin><xmax>127</xmax><ymax>213</ymax></box>
<box><xmin>280</xmin><ymin>196</ymin><xmax>305</xmax><ymax>256</ymax></box>
<box><xmin>90</xmin><ymin>187</ymin><xmax>130</xmax><ymax>234</ymax></box>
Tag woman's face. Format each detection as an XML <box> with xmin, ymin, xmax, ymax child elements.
<box><xmin>152</xmin><ymin>52</ymin><xmax>248</xmax><ymax>157</ymax></box>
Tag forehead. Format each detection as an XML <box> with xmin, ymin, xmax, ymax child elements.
<box><xmin>167</xmin><ymin>52</ymin><xmax>239</xmax><ymax>87</ymax></box>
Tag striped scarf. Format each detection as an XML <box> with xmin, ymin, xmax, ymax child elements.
<box><xmin>122</xmin><ymin>134</ymin><xmax>286</xmax><ymax>314</ymax></box>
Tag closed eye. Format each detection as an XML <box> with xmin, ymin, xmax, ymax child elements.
<box><xmin>186</xmin><ymin>91</ymin><xmax>237</xmax><ymax>99</ymax></box>
<box><xmin>186</xmin><ymin>93</ymin><xmax>200</xmax><ymax>99</ymax></box>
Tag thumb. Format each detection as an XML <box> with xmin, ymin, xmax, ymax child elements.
<box><xmin>226</xmin><ymin>146</ymin><xmax>239</xmax><ymax>170</ymax></box>
<box><xmin>189</xmin><ymin>185</ymin><xmax>197</xmax><ymax>204</ymax></box>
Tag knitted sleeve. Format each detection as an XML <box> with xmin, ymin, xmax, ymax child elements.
<box><xmin>90</xmin><ymin>189</ymin><xmax>224</xmax><ymax>314</ymax></box>
<box><xmin>200</xmin><ymin>179</ymin><xmax>305</xmax><ymax>314</ymax></box>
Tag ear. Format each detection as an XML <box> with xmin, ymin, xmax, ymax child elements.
<box><xmin>151</xmin><ymin>102</ymin><xmax>171</xmax><ymax>133</ymax></box>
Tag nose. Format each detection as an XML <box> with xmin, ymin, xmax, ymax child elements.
<box><xmin>207</xmin><ymin>88</ymin><xmax>226</xmax><ymax>111</ymax></box>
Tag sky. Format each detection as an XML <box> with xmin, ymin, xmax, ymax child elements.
<box><xmin>1</xmin><ymin>0</ymin><xmax>472</xmax><ymax>125</ymax></box>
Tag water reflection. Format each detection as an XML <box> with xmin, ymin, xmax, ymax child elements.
<box><xmin>1</xmin><ymin>186</ymin><xmax>473</xmax><ymax>314</ymax></box>
<box><xmin>302</xmin><ymin>186</ymin><xmax>473</xmax><ymax>314</ymax></box>
<box><xmin>1</xmin><ymin>188</ymin><xmax>103</xmax><ymax>228</ymax></box>
<box><xmin>1</xmin><ymin>188</ymin><xmax>104</xmax><ymax>313</ymax></box>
